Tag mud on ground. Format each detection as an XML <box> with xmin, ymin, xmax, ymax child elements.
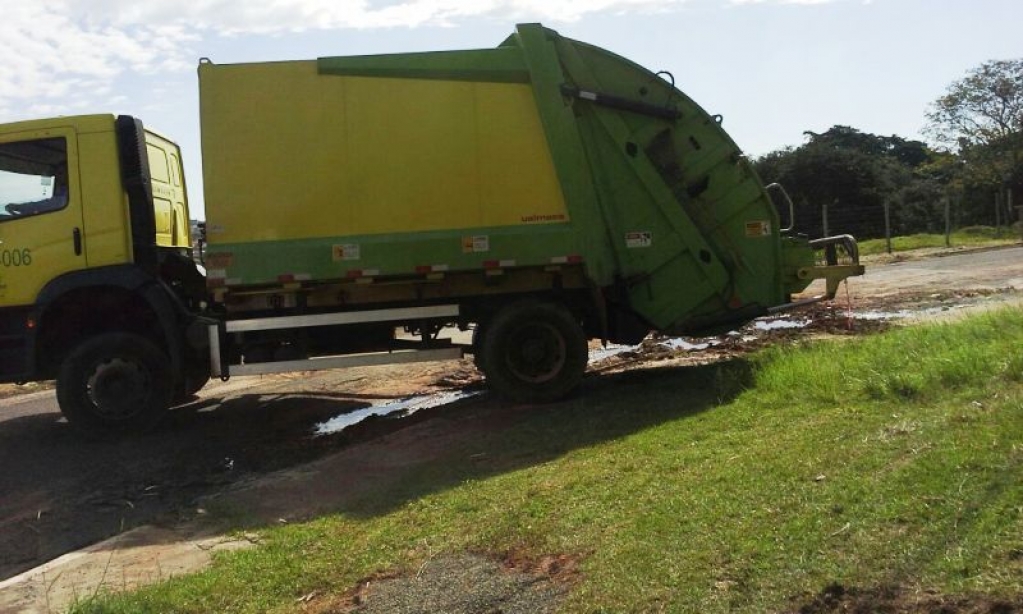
<box><xmin>795</xmin><ymin>583</ymin><xmax>1023</xmax><ymax>614</ymax></box>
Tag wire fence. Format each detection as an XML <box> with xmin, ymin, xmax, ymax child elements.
<box><xmin>781</xmin><ymin>187</ymin><xmax>1023</xmax><ymax>250</ymax></box>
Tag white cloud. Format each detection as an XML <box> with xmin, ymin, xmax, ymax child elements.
<box><xmin>0</xmin><ymin>1</ymin><xmax>199</xmax><ymax>120</ymax></box>
<box><xmin>72</xmin><ymin>0</ymin><xmax>694</xmax><ymax>32</ymax></box>
<box><xmin>729</xmin><ymin>0</ymin><xmax>838</xmax><ymax>3</ymax></box>
<box><xmin>0</xmin><ymin>0</ymin><xmax>842</xmax><ymax>121</ymax></box>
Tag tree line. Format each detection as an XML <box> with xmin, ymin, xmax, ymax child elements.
<box><xmin>752</xmin><ymin>59</ymin><xmax>1023</xmax><ymax>240</ymax></box>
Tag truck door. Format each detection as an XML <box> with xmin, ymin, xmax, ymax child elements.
<box><xmin>145</xmin><ymin>131</ymin><xmax>190</xmax><ymax>249</ymax></box>
<box><xmin>0</xmin><ymin>127</ymin><xmax>85</xmax><ymax>308</ymax></box>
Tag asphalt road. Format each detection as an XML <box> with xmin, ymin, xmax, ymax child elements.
<box><xmin>0</xmin><ymin>377</ymin><xmax>377</xmax><ymax>580</ymax></box>
<box><xmin>853</xmin><ymin>245</ymin><xmax>1023</xmax><ymax>295</ymax></box>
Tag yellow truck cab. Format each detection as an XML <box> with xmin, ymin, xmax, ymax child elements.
<box><xmin>0</xmin><ymin>114</ymin><xmax>206</xmax><ymax>432</ymax></box>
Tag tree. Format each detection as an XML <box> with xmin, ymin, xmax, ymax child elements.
<box><xmin>754</xmin><ymin>126</ymin><xmax>939</xmax><ymax>239</ymax></box>
<box><xmin>926</xmin><ymin>59</ymin><xmax>1023</xmax><ymax>186</ymax></box>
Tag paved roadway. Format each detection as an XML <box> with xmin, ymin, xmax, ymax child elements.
<box><xmin>852</xmin><ymin>245</ymin><xmax>1023</xmax><ymax>296</ymax></box>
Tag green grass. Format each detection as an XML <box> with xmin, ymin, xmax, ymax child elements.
<box><xmin>859</xmin><ymin>226</ymin><xmax>1019</xmax><ymax>256</ymax></box>
<box><xmin>72</xmin><ymin>307</ymin><xmax>1023</xmax><ymax>613</ymax></box>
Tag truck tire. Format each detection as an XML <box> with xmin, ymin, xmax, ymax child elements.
<box><xmin>56</xmin><ymin>332</ymin><xmax>173</xmax><ymax>435</ymax></box>
<box><xmin>481</xmin><ymin>300</ymin><xmax>588</xmax><ymax>403</ymax></box>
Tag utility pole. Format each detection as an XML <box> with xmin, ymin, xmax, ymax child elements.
<box><xmin>1011</xmin><ymin>187</ymin><xmax>1022</xmax><ymax>244</ymax></box>
<box><xmin>883</xmin><ymin>198</ymin><xmax>892</xmax><ymax>254</ymax></box>
<box><xmin>944</xmin><ymin>196</ymin><xmax>952</xmax><ymax>248</ymax></box>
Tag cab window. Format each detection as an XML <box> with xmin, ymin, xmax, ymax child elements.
<box><xmin>147</xmin><ymin>144</ymin><xmax>170</xmax><ymax>184</ymax></box>
<box><xmin>0</xmin><ymin>137</ymin><xmax>69</xmax><ymax>221</ymax></box>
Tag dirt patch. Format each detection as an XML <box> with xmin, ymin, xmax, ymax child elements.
<box><xmin>306</xmin><ymin>552</ymin><xmax>579</xmax><ymax>614</ymax></box>
<box><xmin>587</xmin><ymin>300</ymin><xmax>894</xmax><ymax>375</ymax></box>
<box><xmin>849</xmin><ymin>287</ymin><xmax>1019</xmax><ymax>313</ymax></box>
<box><xmin>0</xmin><ymin>382</ymin><xmax>51</xmax><ymax>399</ymax></box>
<box><xmin>795</xmin><ymin>583</ymin><xmax>1023</xmax><ymax>614</ymax></box>
<box><xmin>861</xmin><ymin>243</ymin><xmax>1020</xmax><ymax>266</ymax></box>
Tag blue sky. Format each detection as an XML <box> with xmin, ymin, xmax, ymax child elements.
<box><xmin>1</xmin><ymin>0</ymin><xmax>1019</xmax><ymax>218</ymax></box>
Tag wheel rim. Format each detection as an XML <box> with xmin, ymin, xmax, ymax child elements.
<box><xmin>86</xmin><ymin>358</ymin><xmax>151</xmax><ymax>421</ymax></box>
<box><xmin>504</xmin><ymin>321</ymin><xmax>567</xmax><ymax>384</ymax></box>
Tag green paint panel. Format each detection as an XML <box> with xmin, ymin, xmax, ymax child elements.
<box><xmin>210</xmin><ymin>224</ymin><xmax>579</xmax><ymax>285</ymax></box>
<box><xmin>317</xmin><ymin>47</ymin><xmax>531</xmax><ymax>84</ymax></box>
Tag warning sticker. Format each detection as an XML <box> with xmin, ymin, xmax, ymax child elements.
<box><xmin>462</xmin><ymin>235</ymin><xmax>490</xmax><ymax>253</ymax></box>
<box><xmin>625</xmin><ymin>231</ymin><xmax>652</xmax><ymax>249</ymax></box>
<box><xmin>745</xmin><ymin>221</ymin><xmax>771</xmax><ymax>237</ymax></box>
<box><xmin>332</xmin><ymin>244</ymin><xmax>361</xmax><ymax>261</ymax></box>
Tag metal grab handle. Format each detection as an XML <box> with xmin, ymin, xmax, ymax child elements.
<box><xmin>764</xmin><ymin>183</ymin><xmax>796</xmax><ymax>234</ymax></box>
<box><xmin>809</xmin><ymin>234</ymin><xmax>860</xmax><ymax>265</ymax></box>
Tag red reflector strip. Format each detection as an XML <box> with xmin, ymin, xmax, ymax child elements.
<box><xmin>416</xmin><ymin>264</ymin><xmax>450</xmax><ymax>274</ymax></box>
<box><xmin>484</xmin><ymin>259</ymin><xmax>516</xmax><ymax>269</ymax></box>
<box><xmin>346</xmin><ymin>269</ymin><xmax>380</xmax><ymax>278</ymax></box>
<box><xmin>277</xmin><ymin>274</ymin><xmax>295</xmax><ymax>283</ymax></box>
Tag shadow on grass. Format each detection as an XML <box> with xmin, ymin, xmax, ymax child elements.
<box><xmin>210</xmin><ymin>357</ymin><xmax>755</xmax><ymax>526</ymax></box>
<box><xmin>2</xmin><ymin>357</ymin><xmax>752</xmax><ymax>566</ymax></box>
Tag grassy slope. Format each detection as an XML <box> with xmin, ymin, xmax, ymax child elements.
<box><xmin>858</xmin><ymin>226</ymin><xmax>1019</xmax><ymax>256</ymax></box>
<box><xmin>74</xmin><ymin>308</ymin><xmax>1023</xmax><ymax>613</ymax></box>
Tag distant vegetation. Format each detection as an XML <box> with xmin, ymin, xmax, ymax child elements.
<box><xmin>857</xmin><ymin>226</ymin><xmax>1019</xmax><ymax>257</ymax></box>
<box><xmin>754</xmin><ymin>58</ymin><xmax>1023</xmax><ymax>241</ymax></box>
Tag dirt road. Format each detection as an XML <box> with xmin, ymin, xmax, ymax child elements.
<box><xmin>853</xmin><ymin>246</ymin><xmax>1023</xmax><ymax>296</ymax></box>
<box><xmin>0</xmin><ymin>245</ymin><xmax>1020</xmax><ymax>607</ymax></box>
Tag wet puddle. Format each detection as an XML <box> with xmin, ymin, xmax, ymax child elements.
<box><xmin>852</xmin><ymin>305</ymin><xmax>969</xmax><ymax>320</ymax></box>
<box><xmin>588</xmin><ymin>344</ymin><xmax>638</xmax><ymax>362</ymax></box>
<box><xmin>587</xmin><ymin>316</ymin><xmax>807</xmax><ymax>364</ymax></box>
<box><xmin>315</xmin><ymin>390</ymin><xmax>485</xmax><ymax>436</ymax></box>
<box><xmin>754</xmin><ymin>318</ymin><xmax>809</xmax><ymax>331</ymax></box>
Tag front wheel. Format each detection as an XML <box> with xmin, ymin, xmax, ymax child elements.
<box><xmin>174</xmin><ymin>357</ymin><xmax>211</xmax><ymax>405</ymax></box>
<box><xmin>480</xmin><ymin>300</ymin><xmax>588</xmax><ymax>403</ymax></box>
<box><xmin>56</xmin><ymin>333</ymin><xmax>173</xmax><ymax>435</ymax></box>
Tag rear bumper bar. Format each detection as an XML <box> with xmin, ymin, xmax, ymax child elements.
<box><xmin>796</xmin><ymin>234</ymin><xmax>865</xmax><ymax>299</ymax></box>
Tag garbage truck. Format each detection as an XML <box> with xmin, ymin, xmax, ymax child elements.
<box><xmin>0</xmin><ymin>23</ymin><xmax>863</xmax><ymax>435</ymax></box>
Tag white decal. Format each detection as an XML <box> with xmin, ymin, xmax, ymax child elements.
<box><xmin>625</xmin><ymin>231</ymin><xmax>652</xmax><ymax>248</ymax></box>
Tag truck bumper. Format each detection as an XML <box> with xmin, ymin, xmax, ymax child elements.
<box><xmin>792</xmin><ymin>234</ymin><xmax>865</xmax><ymax>299</ymax></box>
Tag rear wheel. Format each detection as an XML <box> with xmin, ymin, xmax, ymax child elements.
<box><xmin>481</xmin><ymin>300</ymin><xmax>588</xmax><ymax>403</ymax></box>
<box><xmin>56</xmin><ymin>333</ymin><xmax>173</xmax><ymax>435</ymax></box>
